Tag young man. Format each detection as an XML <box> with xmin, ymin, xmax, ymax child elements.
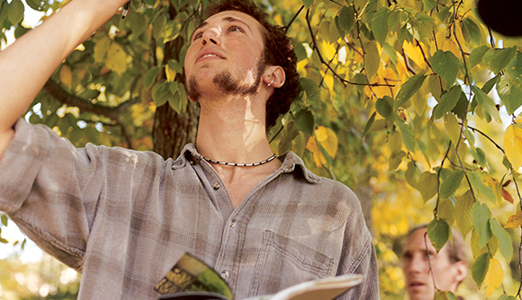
<box><xmin>0</xmin><ymin>0</ymin><xmax>378</xmax><ymax>299</ymax></box>
<box><xmin>402</xmin><ymin>226</ymin><xmax>468</xmax><ymax>300</ymax></box>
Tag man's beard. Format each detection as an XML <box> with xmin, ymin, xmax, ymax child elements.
<box><xmin>188</xmin><ymin>57</ymin><xmax>266</xmax><ymax>102</ymax></box>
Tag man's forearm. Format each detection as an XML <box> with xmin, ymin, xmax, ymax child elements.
<box><xmin>0</xmin><ymin>0</ymin><xmax>127</xmax><ymax>138</ymax></box>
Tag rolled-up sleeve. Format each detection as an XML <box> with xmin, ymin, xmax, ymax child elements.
<box><xmin>0</xmin><ymin>119</ymin><xmax>104</xmax><ymax>271</ymax></box>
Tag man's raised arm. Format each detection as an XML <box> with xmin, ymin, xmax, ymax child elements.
<box><xmin>0</xmin><ymin>0</ymin><xmax>128</xmax><ymax>159</ymax></box>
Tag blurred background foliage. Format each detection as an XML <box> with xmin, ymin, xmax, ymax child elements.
<box><xmin>2</xmin><ymin>0</ymin><xmax>522</xmax><ymax>299</ymax></box>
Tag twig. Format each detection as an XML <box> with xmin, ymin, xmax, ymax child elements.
<box><xmin>304</xmin><ymin>9</ymin><xmax>394</xmax><ymax>88</ymax></box>
<box><xmin>465</xmin><ymin>124</ymin><xmax>505</xmax><ymax>153</ymax></box>
<box><xmin>284</xmin><ymin>5</ymin><xmax>305</xmax><ymax>35</ymax></box>
<box><xmin>424</xmin><ymin>231</ymin><xmax>438</xmax><ymax>292</ymax></box>
<box><xmin>435</xmin><ymin>141</ymin><xmax>453</xmax><ymax>217</ymax></box>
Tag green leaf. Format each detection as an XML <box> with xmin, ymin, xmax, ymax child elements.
<box><xmin>371</xmin><ymin>7</ymin><xmax>389</xmax><ymax>46</ymax></box>
<box><xmin>472</xmin><ymin>252</ymin><xmax>490</xmax><ymax>288</ymax></box>
<box><xmin>364</xmin><ymin>41</ymin><xmax>380</xmax><ymax>78</ymax></box>
<box><xmin>439</xmin><ymin>170</ymin><xmax>464</xmax><ymax>199</ymax></box>
<box><xmin>164</xmin><ymin>20</ymin><xmax>181</xmax><ymax>42</ymax></box>
<box><xmin>473</xmin><ymin>201</ymin><xmax>492</xmax><ymax>248</ymax></box>
<box><xmin>463</xmin><ymin>18</ymin><xmax>482</xmax><ymax>46</ymax></box>
<box><xmin>8</xmin><ymin>0</ymin><xmax>24</xmax><ymax>25</ymax></box>
<box><xmin>302</xmin><ymin>0</ymin><xmax>314</xmax><ymax>8</ymax></box>
<box><xmin>444</xmin><ymin>113</ymin><xmax>461</xmax><ymax>146</ymax></box>
<box><xmin>395</xmin><ymin>74</ymin><xmax>427</xmax><ymax>108</ymax></box>
<box><xmin>432</xmin><ymin>50</ymin><xmax>460</xmax><ymax>84</ymax></box>
<box><xmin>471</xmin><ymin>147</ymin><xmax>487</xmax><ymax>167</ymax></box>
<box><xmin>152</xmin><ymin>81</ymin><xmax>170</xmax><ymax>107</ymax></box>
<box><xmin>450</xmin><ymin>91</ymin><xmax>468</xmax><ymax>118</ymax></box>
<box><xmin>482</xmin><ymin>75</ymin><xmax>499</xmax><ymax>94</ymax></box>
<box><xmin>472</xmin><ymin>86</ymin><xmax>501</xmax><ymax>123</ymax></box>
<box><xmin>490</xmin><ymin>218</ymin><xmax>513</xmax><ymax>262</ymax></box>
<box><xmin>387</xmin><ymin>10</ymin><xmax>401</xmax><ymax>33</ymax></box>
<box><xmin>507</xmin><ymin>53</ymin><xmax>522</xmax><ymax>79</ymax></box>
<box><xmin>456</xmin><ymin>190</ymin><xmax>475</xmax><ymax>237</ymax></box>
<box><xmin>362</xmin><ymin>111</ymin><xmax>376</xmax><ymax>138</ymax></box>
<box><xmin>396</xmin><ymin>119</ymin><xmax>415</xmax><ymax>152</ymax></box>
<box><xmin>435</xmin><ymin>291</ymin><xmax>457</xmax><ymax>300</ymax></box>
<box><xmin>469</xmin><ymin>46</ymin><xmax>489</xmax><ymax>69</ymax></box>
<box><xmin>483</xmin><ymin>47</ymin><xmax>517</xmax><ymax>74</ymax></box>
<box><xmin>469</xmin><ymin>171</ymin><xmax>496</xmax><ymax>203</ymax></box>
<box><xmin>417</xmin><ymin>172</ymin><xmax>438</xmax><ymax>202</ymax></box>
<box><xmin>26</xmin><ymin>0</ymin><xmax>46</xmax><ymax>11</ymax></box>
<box><xmin>433</xmin><ymin>85</ymin><xmax>462</xmax><ymax>120</ymax></box>
<box><xmin>427</xmin><ymin>218</ymin><xmax>450</xmax><ymax>252</ymax></box>
<box><xmin>168</xmin><ymin>89</ymin><xmax>182</xmax><ymax>114</ymax></box>
<box><xmin>152</xmin><ymin>14</ymin><xmax>167</xmax><ymax>41</ymax></box>
<box><xmin>144</xmin><ymin>66</ymin><xmax>161</xmax><ymax>89</ymax></box>
<box><xmin>337</xmin><ymin>6</ymin><xmax>355</xmax><ymax>35</ymax></box>
<box><xmin>294</xmin><ymin>109</ymin><xmax>315</xmax><ymax>136</ymax></box>
<box><xmin>376</xmin><ymin>96</ymin><xmax>395</xmax><ymax>120</ymax></box>
<box><xmin>1</xmin><ymin>214</ymin><xmax>7</xmax><ymax>226</ymax></box>
<box><xmin>497</xmin><ymin>76</ymin><xmax>522</xmax><ymax>115</ymax></box>
<box><xmin>300</xmin><ymin>78</ymin><xmax>321</xmax><ymax>105</ymax></box>
<box><xmin>438</xmin><ymin>199</ymin><xmax>455</xmax><ymax>226</ymax></box>
<box><xmin>93</xmin><ymin>36</ymin><xmax>111</xmax><ymax>64</ymax></box>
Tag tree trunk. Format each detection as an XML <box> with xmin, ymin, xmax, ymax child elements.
<box><xmin>152</xmin><ymin>103</ymin><xmax>199</xmax><ymax>160</ymax></box>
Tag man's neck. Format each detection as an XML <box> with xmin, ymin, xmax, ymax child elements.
<box><xmin>194</xmin><ymin>93</ymin><xmax>282</xmax><ymax>209</ymax></box>
<box><xmin>195</xmin><ymin>94</ymin><xmax>274</xmax><ymax>164</ymax></box>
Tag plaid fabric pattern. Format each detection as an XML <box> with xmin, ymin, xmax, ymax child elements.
<box><xmin>0</xmin><ymin>120</ymin><xmax>379</xmax><ymax>299</ymax></box>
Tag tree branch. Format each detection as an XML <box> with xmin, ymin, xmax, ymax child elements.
<box><xmin>43</xmin><ymin>79</ymin><xmax>140</xmax><ymax>120</ymax></box>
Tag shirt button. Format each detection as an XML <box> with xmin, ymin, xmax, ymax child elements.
<box><xmin>213</xmin><ymin>182</ymin><xmax>221</xmax><ymax>190</ymax></box>
<box><xmin>220</xmin><ymin>270</ymin><xmax>229</xmax><ymax>280</ymax></box>
<box><xmin>230</xmin><ymin>219</ymin><xmax>237</xmax><ymax>228</ymax></box>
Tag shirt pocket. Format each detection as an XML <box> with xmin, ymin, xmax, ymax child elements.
<box><xmin>250</xmin><ymin>230</ymin><xmax>334</xmax><ymax>296</ymax></box>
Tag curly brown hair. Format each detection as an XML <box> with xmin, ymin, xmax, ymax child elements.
<box><xmin>203</xmin><ymin>0</ymin><xmax>300</xmax><ymax>129</ymax></box>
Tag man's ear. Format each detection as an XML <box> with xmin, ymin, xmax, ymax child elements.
<box><xmin>263</xmin><ymin>66</ymin><xmax>285</xmax><ymax>88</ymax></box>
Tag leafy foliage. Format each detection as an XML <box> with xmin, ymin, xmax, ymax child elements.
<box><xmin>2</xmin><ymin>0</ymin><xmax>522</xmax><ymax>298</ymax></box>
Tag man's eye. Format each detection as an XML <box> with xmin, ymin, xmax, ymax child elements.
<box><xmin>192</xmin><ymin>32</ymin><xmax>203</xmax><ymax>41</ymax></box>
<box><xmin>228</xmin><ymin>25</ymin><xmax>244</xmax><ymax>33</ymax></box>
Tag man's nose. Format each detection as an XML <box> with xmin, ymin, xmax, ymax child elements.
<box><xmin>202</xmin><ymin>28</ymin><xmax>221</xmax><ymax>46</ymax></box>
<box><xmin>408</xmin><ymin>254</ymin><xmax>427</xmax><ymax>273</ymax></box>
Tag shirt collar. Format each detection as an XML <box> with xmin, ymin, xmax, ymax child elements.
<box><xmin>178</xmin><ymin>143</ymin><xmax>321</xmax><ymax>184</ymax></box>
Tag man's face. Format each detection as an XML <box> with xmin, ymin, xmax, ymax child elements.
<box><xmin>184</xmin><ymin>10</ymin><xmax>266</xmax><ymax>101</ymax></box>
<box><xmin>402</xmin><ymin>228</ymin><xmax>463</xmax><ymax>300</ymax></box>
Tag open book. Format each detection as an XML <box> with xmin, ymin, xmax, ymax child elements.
<box><xmin>155</xmin><ymin>253</ymin><xmax>364</xmax><ymax>300</ymax></box>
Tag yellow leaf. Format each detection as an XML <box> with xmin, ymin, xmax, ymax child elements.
<box><xmin>504</xmin><ymin>125</ymin><xmax>522</xmax><ymax>170</ymax></box>
<box><xmin>444</xmin><ymin>113</ymin><xmax>461</xmax><ymax>146</ymax></box>
<box><xmin>454</xmin><ymin>21</ymin><xmax>468</xmax><ymax>53</ymax></box>
<box><xmin>60</xmin><ymin>65</ymin><xmax>72</xmax><ymax>87</ymax></box>
<box><xmin>106</xmin><ymin>43</ymin><xmax>128</xmax><ymax>76</ymax></box>
<box><xmin>320</xmin><ymin>40</ymin><xmax>336</xmax><ymax>61</ymax></box>
<box><xmin>324</xmin><ymin>72</ymin><xmax>334</xmax><ymax>91</ymax></box>
<box><xmin>403</xmin><ymin>41</ymin><xmax>426</xmax><ymax>69</ymax></box>
<box><xmin>315</xmin><ymin>126</ymin><xmax>329</xmax><ymax>142</ymax></box>
<box><xmin>373</xmin><ymin>68</ymin><xmax>398</xmax><ymax>98</ymax></box>
<box><xmin>504</xmin><ymin>211</ymin><xmax>522</xmax><ymax>228</ymax></box>
<box><xmin>165</xmin><ymin>64</ymin><xmax>177</xmax><ymax>82</ymax></box>
<box><xmin>483</xmin><ymin>258</ymin><xmax>503</xmax><ymax>297</ymax></box>
<box><xmin>443</xmin><ymin>39</ymin><xmax>461</xmax><ymax>60</ymax></box>
<box><xmin>315</xmin><ymin>126</ymin><xmax>338</xmax><ymax>158</ymax></box>
<box><xmin>306</xmin><ymin>137</ymin><xmax>326</xmax><ymax>167</ymax></box>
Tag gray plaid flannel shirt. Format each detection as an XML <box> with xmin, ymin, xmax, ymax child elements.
<box><xmin>0</xmin><ymin>120</ymin><xmax>379</xmax><ymax>299</ymax></box>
